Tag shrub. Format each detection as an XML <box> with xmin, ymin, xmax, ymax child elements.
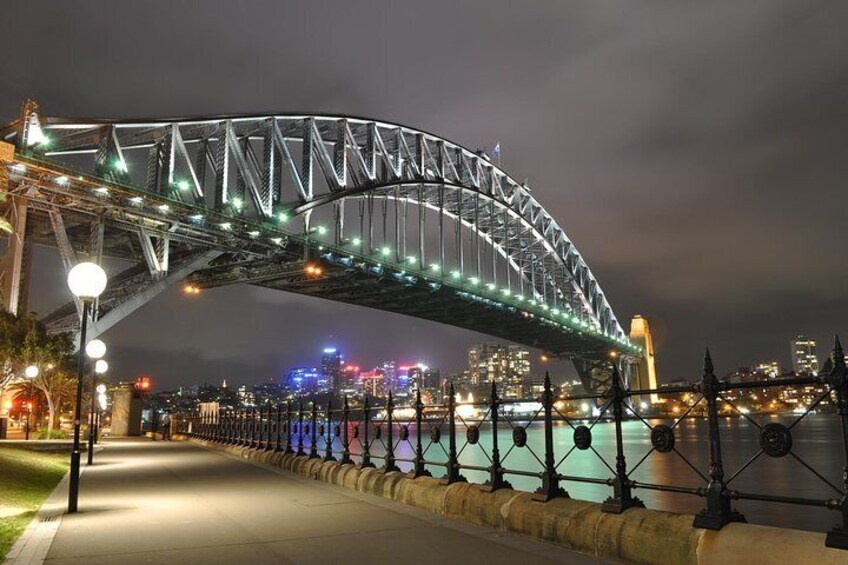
<box><xmin>35</xmin><ymin>429</ymin><xmax>67</xmax><ymax>440</ymax></box>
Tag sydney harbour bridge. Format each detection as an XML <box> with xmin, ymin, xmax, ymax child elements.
<box><xmin>0</xmin><ymin>100</ymin><xmax>641</xmax><ymax>392</ymax></box>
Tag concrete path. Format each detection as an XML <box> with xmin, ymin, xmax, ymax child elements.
<box><xmin>42</xmin><ymin>438</ymin><xmax>609</xmax><ymax>564</ymax></box>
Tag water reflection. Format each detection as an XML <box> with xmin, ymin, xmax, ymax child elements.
<box><xmin>314</xmin><ymin>414</ymin><xmax>844</xmax><ymax>533</ymax></box>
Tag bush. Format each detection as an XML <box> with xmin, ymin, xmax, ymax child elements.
<box><xmin>34</xmin><ymin>429</ymin><xmax>67</xmax><ymax>440</ymax></box>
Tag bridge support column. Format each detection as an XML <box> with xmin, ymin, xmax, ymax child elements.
<box><xmin>1</xmin><ymin>195</ymin><xmax>32</xmax><ymax>315</ymax></box>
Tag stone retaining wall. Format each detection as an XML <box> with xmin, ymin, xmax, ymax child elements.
<box><xmin>178</xmin><ymin>436</ymin><xmax>845</xmax><ymax>565</ymax></box>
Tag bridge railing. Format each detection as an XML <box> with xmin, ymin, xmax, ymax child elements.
<box><xmin>174</xmin><ymin>338</ymin><xmax>848</xmax><ymax>550</ymax></box>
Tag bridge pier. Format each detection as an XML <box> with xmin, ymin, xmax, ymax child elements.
<box><xmin>0</xmin><ymin>193</ymin><xmax>32</xmax><ymax>315</ymax></box>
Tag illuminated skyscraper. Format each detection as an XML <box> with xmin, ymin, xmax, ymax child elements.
<box><xmin>629</xmin><ymin>315</ymin><xmax>658</xmax><ymax>403</ymax></box>
<box><xmin>791</xmin><ymin>336</ymin><xmax>819</xmax><ymax>375</ymax></box>
<box><xmin>321</xmin><ymin>347</ymin><xmax>343</xmax><ymax>391</ymax></box>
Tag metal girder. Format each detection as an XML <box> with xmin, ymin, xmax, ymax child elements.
<box><xmin>0</xmin><ymin>194</ymin><xmax>31</xmax><ymax>315</ymax></box>
<box><xmin>1</xmin><ymin>104</ymin><xmax>640</xmax><ymax>394</ymax></box>
<box><xmin>83</xmin><ymin>250</ymin><xmax>221</xmax><ymax>344</ymax></box>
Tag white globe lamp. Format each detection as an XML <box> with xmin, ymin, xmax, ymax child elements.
<box><xmin>67</xmin><ymin>262</ymin><xmax>107</xmax><ymax>300</ymax></box>
<box><xmin>94</xmin><ymin>359</ymin><xmax>109</xmax><ymax>374</ymax></box>
<box><xmin>86</xmin><ymin>339</ymin><xmax>107</xmax><ymax>360</ymax></box>
<box><xmin>24</xmin><ymin>365</ymin><xmax>39</xmax><ymax>379</ymax></box>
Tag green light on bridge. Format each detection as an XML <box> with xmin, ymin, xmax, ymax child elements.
<box><xmin>113</xmin><ymin>157</ymin><xmax>128</xmax><ymax>173</ymax></box>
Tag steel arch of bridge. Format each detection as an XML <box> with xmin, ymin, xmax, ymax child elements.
<box><xmin>0</xmin><ymin>101</ymin><xmax>639</xmax><ymax>389</ymax></box>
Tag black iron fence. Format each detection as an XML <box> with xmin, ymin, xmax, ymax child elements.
<box><xmin>175</xmin><ymin>339</ymin><xmax>848</xmax><ymax>550</ymax></box>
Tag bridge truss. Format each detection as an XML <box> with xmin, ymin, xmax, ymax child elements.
<box><xmin>0</xmin><ymin>100</ymin><xmax>640</xmax><ymax>391</ymax></box>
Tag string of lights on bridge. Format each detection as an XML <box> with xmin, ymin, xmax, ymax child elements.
<box><xmin>9</xmin><ymin>143</ymin><xmax>642</xmax><ymax>357</ymax></box>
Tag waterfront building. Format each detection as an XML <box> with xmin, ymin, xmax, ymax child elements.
<box><xmin>467</xmin><ymin>343</ymin><xmax>531</xmax><ymax>397</ymax></box>
<box><xmin>791</xmin><ymin>336</ymin><xmax>820</xmax><ymax>375</ymax></box>
<box><xmin>628</xmin><ymin>315</ymin><xmax>658</xmax><ymax>403</ymax></box>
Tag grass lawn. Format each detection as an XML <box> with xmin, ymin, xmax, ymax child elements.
<box><xmin>0</xmin><ymin>447</ymin><xmax>69</xmax><ymax>559</ymax></box>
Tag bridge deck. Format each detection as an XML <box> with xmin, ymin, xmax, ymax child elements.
<box><xmin>43</xmin><ymin>439</ymin><xmax>606</xmax><ymax>564</ymax></box>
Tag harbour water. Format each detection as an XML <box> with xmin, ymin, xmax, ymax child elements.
<box><xmin>324</xmin><ymin>413</ymin><xmax>845</xmax><ymax>533</ymax></box>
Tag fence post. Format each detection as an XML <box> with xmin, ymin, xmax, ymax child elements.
<box><xmin>274</xmin><ymin>403</ymin><xmax>283</xmax><ymax>452</ymax></box>
<box><xmin>240</xmin><ymin>408</ymin><xmax>247</xmax><ymax>446</ymax></box>
<box><xmin>410</xmin><ymin>388</ymin><xmax>431</xmax><ymax>478</ymax></box>
<box><xmin>533</xmin><ymin>373</ymin><xmax>566</xmax><ymax>501</ymax></box>
<box><xmin>297</xmin><ymin>400</ymin><xmax>306</xmax><ymax>456</ymax></box>
<box><xmin>215</xmin><ymin>407</ymin><xmax>222</xmax><ymax>442</ymax></box>
<box><xmin>340</xmin><ymin>395</ymin><xmax>353</xmax><ymax>465</ymax></box>
<box><xmin>384</xmin><ymin>391</ymin><xmax>400</xmax><ymax>473</ymax></box>
<box><xmin>324</xmin><ymin>398</ymin><xmax>336</xmax><ymax>462</ymax></box>
<box><xmin>309</xmin><ymin>399</ymin><xmax>319</xmax><ymax>459</ymax></box>
<box><xmin>250</xmin><ymin>406</ymin><xmax>262</xmax><ymax>449</ymax></box>
<box><xmin>441</xmin><ymin>383</ymin><xmax>467</xmax><ymax>485</ymax></box>
<box><xmin>264</xmin><ymin>403</ymin><xmax>274</xmax><ymax>452</ymax></box>
<box><xmin>227</xmin><ymin>410</ymin><xmax>234</xmax><ymax>444</ymax></box>
<box><xmin>285</xmin><ymin>400</ymin><xmax>294</xmax><ymax>454</ymax></box>
<box><xmin>360</xmin><ymin>395</ymin><xmax>375</xmax><ymax>468</ymax></box>
<box><xmin>694</xmin><ymin>348</ymin><xmax>746</xmax><ymax>529</ymax></box>
<box><xmin>601</xmin><ymin>364</ymin><xmax>643</xmax><ymax>512</ymax></box>
<box><xmin>483</xmin><ymin>381</ymin><xmax>511</xmax><ymax>491</ymax></box>
<box><xmin>826</xmin><ymin>336</ymin><xmax>848</xmax><ymax>549</ymax></box>
<box><xmin>234</xmin><ymin>409</ymin><xmax>241</xmax><ymax>445</ymax></box>
<box><xmin>262</xmin><ymin>404</ymin><xmax>268</xmax><ymax>449</ymax></box>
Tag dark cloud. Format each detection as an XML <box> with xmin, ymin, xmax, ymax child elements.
<box><xmin>3</xmin><ymin>1</ymin><xmax>847</xmax><ymax>386</ymax></box>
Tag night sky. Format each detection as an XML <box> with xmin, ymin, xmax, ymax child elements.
<box><xmin>2</xmin><ymin>1</ymin><xmax>847</xmax><ymax>388</ymax></box>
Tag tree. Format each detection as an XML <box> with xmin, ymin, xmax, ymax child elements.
<box><xmin>0</xmin><ymin>310</ymin><xmax>75</xmax><ymax>431</ymax></box>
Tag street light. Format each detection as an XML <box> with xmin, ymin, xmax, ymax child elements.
<box><xmin>85</xmin><ymin>339</ymin><xmax>106</xmax><ymax>360</ymax></box>
<box><xmin>87</xmin><ymin>342</ymin><xmax>107</xmax><ymax>466</ymax></box>
<box><xmin>89</xmin><ymin>362</ymin><xmax>109</xmax><ymax>459</ymax></box>
<box><xmin>24</xmin><ymin>365</ymin><xmax>38</xmax><ymax>440</ymax></box>
<box><xmin>67</xmin><ymin>261</ymin><xmax>107</xmax><ymax>514</ymax></box>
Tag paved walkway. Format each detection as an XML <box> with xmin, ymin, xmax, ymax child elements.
<box><xmin>38</xmin><ymin>439</ymin><xmax>608</xmax><ymax>564</ymax></box>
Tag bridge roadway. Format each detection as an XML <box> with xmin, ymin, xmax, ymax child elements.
<box><xmin>43</xmin><ymin>438</ymin><xmax>607</xmax><ymax>564</ymax></box>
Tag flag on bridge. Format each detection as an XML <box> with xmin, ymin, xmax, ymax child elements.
<box><xmin>491</xmin><ymin>142</ymin><xmax>501</xmax><ymax>166</ymax></box>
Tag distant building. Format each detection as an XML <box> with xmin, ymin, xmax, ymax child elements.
<box><xmin>381</xmin><ymin>361</ymin><xmax>398</xmax><ymax>393</ymax></box>
<box><xmin>286</xmin><ymin>367</ymin><xmax>320</xmax><ymax>394</ymax></box>
<box><xmin>629</xmin><ymin>315</ymin><xmax>658</xmax><ymax>403</ymax></box>
<box><xmin>321</xmin><ymin>347</ymin><xmax>343</xmax><ymax>390</ymax></box>
<box><xmin>339</xmin><ymin>365</ymin><xmax>360</xmax><ymax>396</ymax></box>
<box><xmin>753</xmin><ymin>361</ymin><xmax>781</xmax><ymax>378</ymax></box>
<box><xmin>407</xmin><ymin>364</ymin><xmax>441</xmax><ymax>401</ymax></box>
<box><xmin>791</xmin><ymin>336</ymin><xmax>820</xmax><ymax>375</ymax></box>
<box><xmin>466</xmin><ymin>343</ymin><xmax>530</xmax><ymax>398</ymax></box>
<box><xmin>360</xmin><ymin>370</ymin><xmax>386</xmax><ymax>397</ymax></box>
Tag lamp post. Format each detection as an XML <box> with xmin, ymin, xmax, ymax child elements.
<box><xmin>86</xmin><ymin>342</ymin><xmax>107</xmax><ymax>465</ymax></box>
<box><xmin>67</xmin><ymin>262</ymin><xmax>107</xmax><ymax>514</ymax></box>
<box><xmin>94</xmin><ymin>381</ymin><xmax>107</xmax><ymax>449</ymax></box>
<box><xmin>24</xmin><ymin>365</ymin><xmax>38</xmax><ymax>440</ymax></box>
